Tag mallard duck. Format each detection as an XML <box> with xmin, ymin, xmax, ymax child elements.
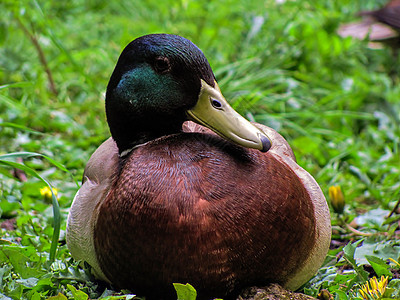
<box><xmin>66</xmin><ymin>34</ymin><xmax>331</xmax><ymax>300</ymax></box>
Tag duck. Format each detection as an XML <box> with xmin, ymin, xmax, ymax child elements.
<box><xmin>66</xmin><ymin>33</ymin><xmax>331</xmax><ymax>300</ymax></box>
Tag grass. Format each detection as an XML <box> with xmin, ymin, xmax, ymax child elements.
<box><xmin>1</xmin><ymin>0</ymin><xmax>400</xmax><ymax>299</ymax></box>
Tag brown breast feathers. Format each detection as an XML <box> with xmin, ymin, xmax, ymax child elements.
<box><xmin>93</xmin><ymin>131</ymin><xmax>316</xmax><ymax>300</ymax></box>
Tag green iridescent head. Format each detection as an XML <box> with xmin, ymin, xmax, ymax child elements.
<box><xmin>105</xmin><ymin>34</ymin><xmax>271</xmax><ymax>154</ymax></box>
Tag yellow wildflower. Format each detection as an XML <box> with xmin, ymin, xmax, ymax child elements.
<box><xmin>328</xmin><ymin>185</ymin><xmax>345</xmax><ymax>214</ymax></box>
<box><xmin>359</xmin><ymin>276</ymin><xmax>388</xmax><ymax>300</ymax></box>
<box><xmin>388</xmin><ymin>257</ymin><xmax>400</xmax><ymax>267</ymax></box>
<box><xmin>317</xmin><ymin>289</ymin><xmax>333</xmax><ymax>300</ymax></box>
<box><xmin>40</xmin><ymin>186</ymin><xmax>58</xmax><ymax>202</ymax></box>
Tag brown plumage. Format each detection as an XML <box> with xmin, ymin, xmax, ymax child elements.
<box><xmin>93</xmin><ymin>124</ymin><xmax>316</xmax><ymax>299</ymax></box>
<box><xmin>66</xmin><ymin>34</ymin><xmax>331</xmax><ymax>300</ymax></box>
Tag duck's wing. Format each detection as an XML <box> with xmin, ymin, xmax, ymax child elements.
<box><xmin>252</xmin><ymin>123</ymin><xmax>296</xmax><ymax>161</ymax></box>
<box><xmin>184</xmin><ymin>120</ymin><xmax>331</xmax><ymax>290</ymax></box>
<box><xmin>66</xmin><ymin>137</ymin><xmax>119</xmax><ymax>281</ymax></box>
<box><xmin>254</xmin><ymin>123</ymin><xmax>331</xmax><ymax>290</ymax></box>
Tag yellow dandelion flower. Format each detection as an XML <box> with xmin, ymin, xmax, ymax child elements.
<box><xmin>359</xmin><ymin>276</ymin><xmax>388</xmax><ymax>300</ymax></box>
<box><xmin>328</xmin><ymin>185</ymin><xmax>345</xmax><ymax>214</ymax></box>
<box><xmin>40</xmin><ymin>186</ymin><xmax>58</xmax><ymax>202</ymax></box>
<box><xmin>317</xmin><ymin>289</ymin><xmax>333</xmax><ymax>300</ymax></box>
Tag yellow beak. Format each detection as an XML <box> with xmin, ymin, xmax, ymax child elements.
<box><xmin>187</xmin><ymin>80</ymin><xmax>271</xmax><ymax>152</ymax></box>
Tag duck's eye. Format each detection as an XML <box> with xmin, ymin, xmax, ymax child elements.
<box><xmin>154</xmin><ymin>57</ymin><xmax>171</xmax><ymax>74</ymax></box>
<box><xmin>211</xmin><ymin>98</ymin><xmax>223</xmax><ymax>109</ymax></box>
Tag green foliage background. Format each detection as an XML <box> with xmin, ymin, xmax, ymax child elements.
<box><xmin>0</xmin><ymin>0</ymin><xmax>399</xmax><ymax>299</ymax></box>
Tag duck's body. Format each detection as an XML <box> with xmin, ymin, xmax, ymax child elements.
<box><xmin>67</xmin><ymin>34</ymin><xmax>331</xmax><ymax>300</ymax></box>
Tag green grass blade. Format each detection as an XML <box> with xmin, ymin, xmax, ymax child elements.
<box><xmin>0</xmin><ymin>123</ymin><xmax>44</xmax><ymax>135</ymax></box>
<box><xmin>0</xmin><ymin>160</ymin><xmax>60</xmax><ymax>262</ymax></box>
<box><xmin>0</xmin><ymin>152</ymin><xmax>79</xmax><ymax>187</ymax></box>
